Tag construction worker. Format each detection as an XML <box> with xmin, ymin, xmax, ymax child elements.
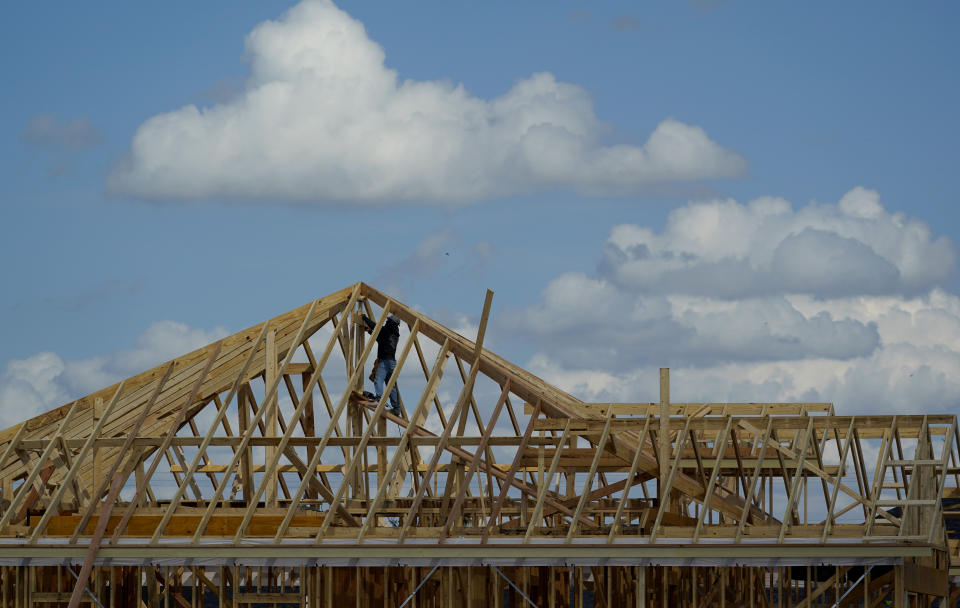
<box><xmin>362</xmin><ymin>313</ymin><xmax>402</xmax><ymax>416</ymax></box>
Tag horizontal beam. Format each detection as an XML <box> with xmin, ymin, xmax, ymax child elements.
<box><xmin>46</xmin><ymin>513</ymin><xmax>329</xmax><ymax>537</ymax></box>
<box><xmin>17</xmin><ymin>436</ymin><xmax>573</xmax><ymax>449</ymax></box>
<box><xmin>533</xmin><ymin>415</ymin><xmax>956</xmax><ymax>435</ymax></box>
<box><xmin>161</xmin><ymin>460</ymin><xmax>839</xmax><ymax>475</ymax></box>
<box><xmin>168</xmin><ymin>463</ymin><xmax>524</xmax><ymax>474</ymax></box>
<box><xmin>0</xmin><ymin>542</ymin><xmax>930</xmax><ymax>568</ymax></box>
<box><xmin>547</xmin><ymin>403</ymin><xmax>835</xmax><ymax>415</ymax></box>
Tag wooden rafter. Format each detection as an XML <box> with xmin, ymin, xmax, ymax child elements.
<box><xmin>0</xmin><ymin>282</ymin><xmax>954</xmax><ymax>608</ymax></box>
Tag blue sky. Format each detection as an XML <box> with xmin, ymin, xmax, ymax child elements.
<box><xmin>2</xmin><ymin>1</ymin><xmax>959</xmax><ymax>424</ymax></box>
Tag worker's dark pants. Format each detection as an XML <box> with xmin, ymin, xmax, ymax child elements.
<box><xmin>374</xmin><ymin>358</ymin><xmax>399</xmax><ymax>410</ymax></box>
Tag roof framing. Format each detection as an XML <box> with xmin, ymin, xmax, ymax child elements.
<box><xmin>0</xmin><ymin>282</ymin><xmax>956</xmax><ymax>577</ymax></box>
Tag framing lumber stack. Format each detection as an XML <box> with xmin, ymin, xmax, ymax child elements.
<box><xmin>0</xmin><ymin>282</ymin><xmax>957</xmax><ymax>607</ymax></box>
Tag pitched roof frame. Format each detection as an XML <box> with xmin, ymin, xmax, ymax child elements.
<box><xmin>0</xmin><ymin>283</ymin><xmax>955</xmax><ymax>573</ymax></box>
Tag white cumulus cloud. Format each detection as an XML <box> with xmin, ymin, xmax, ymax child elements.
<box><xmin>510</xmin><ymin>272</ymin><xmax>880</xmax><ymax>370</ymax></box>
<box><xmin>598</xmin><ymin>187</ymin><xmax>953</xmax><ymax>298</ymax></box>
<box><xmin>513</xmin><ymin>187</ymin><xmax>960</xmax><ymax>415</ymax></box>
<box><xmin>0</xmin><ymin>321</ymin><xmax>228</xmax><ymax>428</ymax></box>
<box><xmin>107</xmin><ymin>0</ymin><xmax>746</xmax><ymax>204</ymax></box>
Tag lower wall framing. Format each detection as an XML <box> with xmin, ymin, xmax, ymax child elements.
<box><xmin>1</xmin><ymin>562</ymin><xmax>958</xmax><ymax>607</ymax></box>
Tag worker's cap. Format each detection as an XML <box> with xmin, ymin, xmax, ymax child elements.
<box><xmin>388</xmin><ymin>314</ymin><xmax>400</xmax><ymax>323</ymax></box>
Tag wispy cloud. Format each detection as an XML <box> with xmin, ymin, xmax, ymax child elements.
<box><xmin>20</xmin><ymin>114</ymin><xmax>101</xmax><ymax>149</ymax></box>
<box><xmin>20</xmin><ymin>114</ymin><xmax>102</xmax><ymax>176</ymax></box>
<box><xmin>379</xmin><ymin>229</ymin><xmax>493</xmax><ymax>286</ymax></box>
<box><xmin>612</xmin><ymin>15</ymin><xmax>642</xmax><ymax>32</ymax></box>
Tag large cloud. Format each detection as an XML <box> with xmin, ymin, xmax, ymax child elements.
<box><xmin>599</xmin><ymin>188</ymin><xmax>954</xmax><ymax>297</ymax></box>
<box><xmin>0</xmin><ymin>321</ymin><xmax>228</xmax><ymax>428</ymax></box>
<box><xmin>513</xmin><ymin>188</ymin><xmax>960</xmax><ymax>414</ymax></box>
<box><xmin>107</xmin><ymin>0</ymin><xmax>746</xmax><ymax>204</ymax></box>
<box><xmin>510</xmin><ymin>272</ymin><xmax>880</xmax><ymax>370</ymax></box>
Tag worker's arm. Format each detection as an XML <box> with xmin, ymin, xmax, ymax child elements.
<box><xmin>361</xmin><ymin>314</ymin><xmax>376</xmax><ymax>334</ymax></box>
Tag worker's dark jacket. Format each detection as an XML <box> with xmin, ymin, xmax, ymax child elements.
<box><xmin>364</xmin><ymin>315</ymin><xmax>400</xmax><ymax>360</ymax></box>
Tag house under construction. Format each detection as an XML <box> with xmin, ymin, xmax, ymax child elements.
<box><xmin>0</xmin><ymin>283</ymin><xmax>957</xmax><ymax>607</ymax></box>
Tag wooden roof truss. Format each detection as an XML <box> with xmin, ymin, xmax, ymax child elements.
<box><xmin>0</xmin><ymin>283</ymin><xmax>957</xmax><ymax>570</ymax></box>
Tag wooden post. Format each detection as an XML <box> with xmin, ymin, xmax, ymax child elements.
<box><xmin>833</xmin><ymin>566</ymin><xmax>838</xmax><ymax>606</ymax></box>
<box><xmin>445</xmin><ymin>567</ymin><xmax>453</xmax><ymax>608</ymax></box>
<box><xmin>864</xmin><ymin>566</ymin><xmax>870</xmax><ymax>607</ymax></box>
<box><xmin>776</xmin><ymin>567</ymin><xmax>781</xmax><ymax>608</ymax></box>
<box><xmin>354</xmin><ymin>309</ymin><xmax>365</xmax><ymax>394</ymax></box>
<box><xmin>895</xmin><ymin>565</ymin><xmax>907</xmax><ymax>608</ymax></box>
<box><xmin>163</xmin><ymin>566</ymin><xmax>170</xmax><ymax>608</ymax></box>
<box><xmin>239</xmin><ymin>385</ymin><xmax>253</xmax><ymax>504</ymax></box>
<box><xmin>265</xmin><ymin>329</ymin><xmax>278</xmax><ymax>509</ymax></box>
<box><xmin>302</xmin><ymin>371</ymin><xmax>317</xmax><ymax>500</ymax></box>
<box><xmin>691</xmin><ymin>567</ymin><xmax>697</xmax><ymax>608</ymax></box>
<box><xmin>350</xmin><ymin>312</ymin><xmax>364</xmax><ymax>501</ymax></box>
<box><xmin>466</xmin><ymin>567</ymin><xmax>473</xmax><ymax>608</ymax></box>
<box><xmin>662</xmin><ymin>566</ymin><xmax>668</xmax><ymax>608</ymax></box>
<box><xmin>658</xmin><ymin>368</ymin><xmax>682</xmax><ymax>515</ymax></box>
<box><xmin>91</xmin><ymin>397</ymin><xmax>103</xmax><ymax>507</ymax></box>
<box><xmin>325</xmin><ymin>567</ymin><xmax>333</xmax><ymax>608</ymax></box>
<box><xmin>549</xmin><ymin>566</ymin><xmax>556</xmax><ymax>608</ymax></box>
<box><xmin>218</xmin><ymin>566</ymin><xmax>224</xmax><ymax>608</ymax></box>
<box><xmin>721</xmin><ymin>568</ymin><xmax>726</xmax><ymax>608</ymax></box>
<box><xmin>146</xmin><ymin>566</ymin><xmax>157</xmax><ymax>608</ymax></box>
<box><xmin>377</xmin><ymin>413</ymin><xmax>387</xmax><ymax>522</ymax></box>
<box><xmin>659</xmin><ymin>369</ymin><xmax>670</xmax><ymax>494</ymax></box>
<box><xmin>575</xmin><ymin>566</ymin><xmax>583</xmax><ymax>608</ymax></box>
<box><xmin>355</xmin><ymin>566</ymin><xmax>361</xmax><ymax>608</ymax></box>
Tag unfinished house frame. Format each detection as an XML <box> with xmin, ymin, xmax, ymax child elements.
<box><xmin>0</xmin><ymin>283</ymin><xmax>957</xmax><ymax>607</ymax></box>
